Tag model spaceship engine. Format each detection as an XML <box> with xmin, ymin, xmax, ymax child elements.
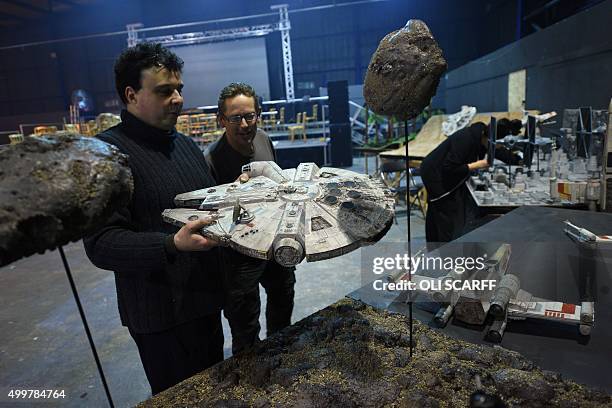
<box><xmin>162</xmin><ymin>161</ymin><xmax>395</xmax><ymax>267</ymax></box>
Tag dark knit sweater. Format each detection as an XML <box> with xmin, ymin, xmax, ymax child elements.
<box><xmin>205</xmin><ymin>129</ymin><xmax>276</xmax><ymax>184</ymax></box>
<box><xmin>83</xmin><ymin>110</ymin><xmax>223</xmax><ymax>334</ymax></box>
<box><xmin>420</xmin><ymin>123</ymin><xmax>521</xmax><ymax>201</ymax></box>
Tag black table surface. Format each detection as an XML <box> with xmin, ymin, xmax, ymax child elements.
<box><xmin>349</xmin><ymin>206</ymin><xmax>612</xmax><ymax>392</ymax></box>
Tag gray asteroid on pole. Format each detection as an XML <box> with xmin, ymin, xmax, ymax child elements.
<box><xmin>0</xmin><ymin>134</ymin><xmax>133</xmax><ymax>267</ymax></box>
<box><xmin>364</xmin><ymin>19</ymin><xmax>447</xmax><ymax>120</ymax></box>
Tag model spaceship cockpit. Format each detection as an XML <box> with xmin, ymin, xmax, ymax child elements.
<box><xmin>162</xmin><ymin>161</ymin><xmax>395</xmax><ymax>267</ymax></box>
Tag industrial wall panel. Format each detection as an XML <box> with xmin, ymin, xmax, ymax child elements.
<box><xmin>446</xmin><ymin>75</ymin><xmax>508</xmax><ymax>113</ymax></box>
<box><xmin>0</xmin><ymin>77</ymin><xmax>7</xmax><ymax>100</ymax></box>
<box><xmin>170</xmin><ymin>37</ymin><xmax>270</xmax><ymax>109</ymax></box>
<box><xmin>40</xmin><ymin>98</ymin><xmax>65</xmax><ymax>113</ymax></box>
<box><xmin>37</xmin><ymin>68</ymin><xmax>63</xmax><ymax>98</ymax></box>
<box><xmin>89</xmin><ymin>62</ymin><xmax>116</xmax><ymax>93</ymax></box>
<box><xmin>445</xmin><ymin>1</ymin><xmax>612</xmax><ymax>115</ymax></box>
<box><xmin>527</xmin><ymin>51</ymin><xmax>612</xmax><ymax>114</ymax></box>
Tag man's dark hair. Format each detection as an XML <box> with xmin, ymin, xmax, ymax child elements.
<box><xmin>496</xmin><ymin>118</ymin><xmax>523</xmax><ymax>138</ymax></box>
<box><xmin>217</xmin><ymin>82</ymin><xmax>261</xmax><ymax>117</ymax></box>
<box><xmin>114</xmin><ymin>42</ymin><xmax>184</xmax><ymax>104</ymax></box>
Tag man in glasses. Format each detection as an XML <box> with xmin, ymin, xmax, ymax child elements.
<box><xmin>205</xmin><ymin>82</ymin><xmax>296</xmax><ymax>355</ymax></box>
<box><xmin>206</xmin><ymin>82</ymin><xmax>274</xmax><ymax>181</ymax></box>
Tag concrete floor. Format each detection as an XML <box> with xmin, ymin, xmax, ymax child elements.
<box><xmin>0</xmin><ymin>157</ymin><xmax>426</xmax><ymax>407</ymax></box>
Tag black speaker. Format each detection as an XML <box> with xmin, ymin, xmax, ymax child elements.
<box><xmin>328</xmin><ymin>80</ymin><xmax>349</xmax><ymax>124</ymax></box>
<box><xmin>275</xmin><ymin>145</ymin><xmax>326</xmax><ymax>169</ymax></box>
<box><xmin>330</xmin><ymin>122</ymin><xmax>352</xmax><ymax>167</ymax></box>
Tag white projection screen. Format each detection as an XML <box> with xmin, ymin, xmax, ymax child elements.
<box><xmin>170</xmin><ymin>37</ymin><xmax>271</xmax><ymax>109</ymax></box>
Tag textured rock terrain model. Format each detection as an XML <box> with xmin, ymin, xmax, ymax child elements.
<box><xmin>143</xmin><ymin>298</ymin><xmax>610</xmax><ymax>407</ymax></box>
<box><xmin>0</xmin><ymin>135</ymin><xmax>132</xmax><ymax>267</ymax></box>
<box><xmin>364</xmin><ymin>19</ymin><xmax>447</xmax><ymax>120</ymax></box>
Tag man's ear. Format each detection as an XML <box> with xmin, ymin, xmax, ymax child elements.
<box><xmin>125</xmin><ymin>86</ymin><xmax>138</xmax><ymax>105</ymax></box>
<box><xmin>217</xmin><ymin>114</ymin><xmax>225</xmax><ymax>129</ymax></box>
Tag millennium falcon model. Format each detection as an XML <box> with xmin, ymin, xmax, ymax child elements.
<box><xmin>162</xmin><ymin>161</ymin><xmax>395</xmax><ymax>267</ymax></box>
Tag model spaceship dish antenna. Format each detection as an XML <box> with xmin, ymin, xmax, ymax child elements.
<box><xmin>162</xmin><ymin>161</ymin><xmax>395</xmax><ymax>267</ymax></box>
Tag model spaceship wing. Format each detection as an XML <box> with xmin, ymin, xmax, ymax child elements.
<box><xmin>161</xmin><ymin>208</ymin><xmax>231</xmax><ymax>242</ymax></box>
<box><xmin>225</xmin><ymin>201</ymin><xmax>286</xmax><ymax>260</ymax></box>
<box><xmin>315</xmin><ymin>170</ymin><xmax>395</xmax><ymax>241</ymax></box>
<box><xmin>507</xmin><ymin>289</ymin><xmax>584</xmax><ymax>326</ymax></box>
<box><xmin>304</xmin><ymin>201</ymin><xmax>361</xmax><ymax>262</ymax></box>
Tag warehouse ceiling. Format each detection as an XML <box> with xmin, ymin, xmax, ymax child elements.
<box><xmin>0</xmin><ymin>0</ymin><xmax>606</xmax><ymax>33</ymax></box>
<box><xmin>0</xmin><ymin>0</ymin><xmax>97</xmax><ymax>27</ymax></box>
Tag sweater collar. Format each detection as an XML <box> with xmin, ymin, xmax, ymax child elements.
<box><xmin>119</xmin><ymin>109</ymin><xmax>177</xmax><ymax>145</ymax></box>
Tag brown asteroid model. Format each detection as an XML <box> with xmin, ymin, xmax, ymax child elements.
<box><xmin>0</xmin><ymin>134</ymin><xmax>133</xmax><ymax>267</ymax></box>
<box><xmin>364</xmin><ymin>19</ymin><xmax>447</xmax><ymax>120</ymax></box>
<box><xmin>142</xmin><ymin>298</ymin><xmax>610</xmax><ymax>407</ymax></box>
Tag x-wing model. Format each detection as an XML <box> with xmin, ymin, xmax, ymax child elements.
<box><xmin>392</xmin><ymin>244</ymin><xmax>594</xmax><ymax>342</ymax></box>
<box><xmin>162</xmin><ymin>161</ymin><xmax>395</xmax><ymax>267</ymax></box>
<box><xmin>563</xmin><ymin>220</ymin><xmax>612</xmax><ymax>247</ymax></box>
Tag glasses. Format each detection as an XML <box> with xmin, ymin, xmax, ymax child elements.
<box><xmin>225</xmin><ymin>112</ymin><xmax>258</xmax><ymax>124</ymax></box>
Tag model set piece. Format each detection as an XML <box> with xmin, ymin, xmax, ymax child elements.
<box><xmin>469</xmin><ymin>108</ymin><xmax>608</xmax><ymax>208</ymax></box>
<box><xmin>146</xmin><ymin>298</ymin><xmax>611</xmax><ymax>407</ymax></box>
<box><xmin>162</xmin><ymin>161</ymin><xmax>395</xmax><ymax>267</ymax></box>
<box><xmin>563</xmin><ymin>220</ymin><xmax>612</xmax><ymax>246</ymax></box>
<box><xmin>389</xmin><ymin>243</ymin><xmax>594</xmax><ymax>341</ymax></box>
<box><xmin>441</xmin><ymin>105</ymin><xmax>476</xmax><ymax>136</ymax></box>
<box><xmin>0</xmin><ymin>134</ymin><xmax>133</xmax><ymax>267</ymax></box>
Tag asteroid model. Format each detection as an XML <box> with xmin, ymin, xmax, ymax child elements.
<box><xmin>364</xmin><ymin>19</ymin><xmax>447</xmax><ymax>120</ymax></box>
<box><xmin>162</xmin><ymin>161</ymin><xmax>395</xmax><ymax>267</ymax></box>
<box><xmin>0</xmin><ymin>134</ymin><xmax>133</xmax><ymax>267</ymax></box>
<box><xmin>142</xmin><ymin>298</ymin><xmax>611</xmax><ymax>407</ymax></box>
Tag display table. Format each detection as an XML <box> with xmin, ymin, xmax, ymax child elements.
<box><xmin>350</xmin><ymin>206</ymin><xmax>612</xmax><ymax>391</ymax></box>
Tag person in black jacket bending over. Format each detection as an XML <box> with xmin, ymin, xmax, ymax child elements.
<box><xmin>420</xmin><ymin>118</ymin><xmax>522</xmax><ymax>244</ymax></box>
<box><xmin>205</xmin><ymin>83</ymin><xmax>296</xmax><ymax>355</ymax></box>
<box><xmin>83</xmin><ymin>43</ymin><xmax>224</xmax><ymax>395</ymax></box>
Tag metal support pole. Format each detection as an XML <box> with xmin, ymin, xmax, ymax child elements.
<box><xmin>58</xmin><ymin>246</ymin><xmax>114</xmax><ymax>408</ymax></box>
<box><xmin>404</xmin><ymin>120</ymin><xmax>413</xmax><ymax>357</ymax></box>
<box><xmin>364</xmin><ymin>104</ymin><xmax>370</xmax><ymax>175</ymax></box>
<box><xmin>272</xmin><ymin>4</ymin><xmax>295</xmax><ymax>100</ymax></box>
<box><xmin>515</xmin><ymin>0</ymin><xmax>523</xmax><ymax>41</ymax></box>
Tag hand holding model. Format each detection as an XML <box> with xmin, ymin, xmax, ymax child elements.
<box><xmin>174</xmin><ymin>218</ymin><xmax>219</xmax><ymax>251</ymax></box>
